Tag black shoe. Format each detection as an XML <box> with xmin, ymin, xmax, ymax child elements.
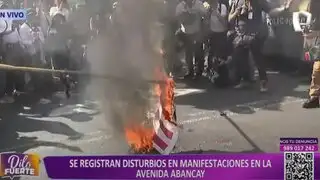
<box><xmin>302</xmin><ymin>98</ymin><xmax>319</xmax><ymax>109</ymax></box>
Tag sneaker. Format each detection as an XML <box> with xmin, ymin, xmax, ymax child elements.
<box><xmin>302</xmin><ymin>98</ymin><xmax>320</xmax><ymax>109</ymax></box>
<box><xmin>259</xmin><ymin>81</ymin><xmax>268</xmax><ymax>93</ymax></box>
<box><xmin>0</xmin><ymin>95</ymin><xmax>15</xmax><ymax>104</ymax></box>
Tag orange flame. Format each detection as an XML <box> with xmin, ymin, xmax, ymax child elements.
<box><xmin>124</xmin><ymin>67</ymin><xmax>175</xmax><ymax>153</ymax></box>
<box><xmin>125</xmin><ymin>123</ymin><xmax>155</xmax><ymax>153</ymax></box>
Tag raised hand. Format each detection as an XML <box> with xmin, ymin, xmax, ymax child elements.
<box><xmin>203</xmin><ymin>1</ymin><xmax>210</xmax><ymax>9</ymax></box>
<box><xmin>58</xmin><ymin>1</ymin><xmax>63</xmax><ymax>10</ymax></box>
<box><xmin>284</xmin><ymin>0</ymin><xmax>293</xmax><ymax>9</ymax></box>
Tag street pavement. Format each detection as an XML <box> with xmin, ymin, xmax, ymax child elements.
<box><xmin>0</xmin><ymin>71</ymin><xmax>319</xmax><ymax>179</ymax></box>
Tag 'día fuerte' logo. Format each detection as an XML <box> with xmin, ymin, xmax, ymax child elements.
<box><xmin>0</xmin><ymin>152</ymin><xmax>40</xmax><ymax>179</ymax></box>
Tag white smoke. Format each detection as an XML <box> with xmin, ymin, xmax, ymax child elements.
<box><xmin>85</xmin><ymin>0</ymin><xmax>166</xmax><ymax>152</ymax></box>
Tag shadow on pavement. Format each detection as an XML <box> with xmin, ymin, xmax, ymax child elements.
<box><xmin>220</xmin><ymin>114</ymin><xmax>262</xmax><ymax>152</ymax></box>
<box><xmin>0</xmin><ymin>132</ymin><xmax>82</xmax><ymax>153</ymax></box>
<box><xmin>175</xmin><ymin>73</ymin><xmax>307</xmax><ymax>115</ymax></box>
<box><xmin>174</xmin><ymin>71</ymin><xmax>309</xmax><ymax>153</ymax></box>
<box><xmin>19</xmin><ymin>92</ymin><xmax>99</xmax><ymax>122</ymax></box>
<box><xmin>0</xmin><ymin>92</ymin><xmax>92</xmax><ymax>153</ymax></box>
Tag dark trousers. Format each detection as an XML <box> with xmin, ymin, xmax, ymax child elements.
<box><xmin>52</xmin><ymin>51</ymin><xmax>71</xmax><ymax>97</ymax></box>
<box><xmin>3</xmin><ymin>44</ymin><xmax>25</xmax><ymax>95</ymax></box>
<box><xmin>5</xmin><ymin>71</ymin><xmax>24</xmax><ymax>95</ymax></box>
<box><xmin>163</xmin><ymin>23</ymin><xmax>179</xmax><ymax>74</ymax></box>
<box><xmin>25</xmin><ymin>52</ymin><xmax>43</xmax><ymax>89</ymax></box>
<box><xmin>184</xmin><ymin>33</ymin><xmax>204</xmax><ymax>75</ymax></box>
<box><xmin>208</xmin><ymin>31</ymin><xmax>228</xmax><ymax>70</ymax></box>
<box><xmin>51</xmin><ymin>51</ymin><xmax>70</xmax><ymax>82</ymax></box>
<box><xmin>52</xmin><ymin>52</ymin><xmax>70</xmax><ymax>70</ymax></box>
<box><xmin>233</xmin><ymin>34</ymin><xmax>267</xmax><ymax>83</ymax></box>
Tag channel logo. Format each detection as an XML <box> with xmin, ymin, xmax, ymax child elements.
<box><xmin>0</xmin><ymin>152</ymin><xmax>40</xmax><ymax>179</ymax></box>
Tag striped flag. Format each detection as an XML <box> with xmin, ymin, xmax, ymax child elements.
<box><xmin>152</xmin><ymin>101</ymin><xmax>179</xmax><ymax>155</ymax></box>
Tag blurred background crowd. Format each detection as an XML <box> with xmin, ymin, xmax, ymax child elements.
<box><xmin>0</xmin><ymin>0</ymin><xmax>318</xmax><ymax>107</ymax></box>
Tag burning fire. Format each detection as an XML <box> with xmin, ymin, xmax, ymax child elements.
<box><xmin>125</xmin><ymin>123</ymin><xmax>155</xmax><ymax>153</ymax></box>
<box><xmin>124</xmin><ymin>66</ymin><xmax>175</xmax><ymax>154</ymax></box>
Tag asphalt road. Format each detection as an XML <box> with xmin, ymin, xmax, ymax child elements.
<box><xmin>0</xmin><ymin>71</ymin><xmax>319</xmax><ymax>179</ymax></box>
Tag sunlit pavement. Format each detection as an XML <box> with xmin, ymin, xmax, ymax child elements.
<box><xmin>0</xmin><ymin>72</ymin><xmax>320</xmax><ymax>179</ymax></box>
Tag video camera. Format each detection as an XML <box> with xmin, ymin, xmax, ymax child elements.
<box><xmin>293</xmin><ymin>11</ymin><xmax>313</xmax><ymax>34</ymax></box>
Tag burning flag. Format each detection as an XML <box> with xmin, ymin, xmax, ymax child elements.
<box><xmin>125</xmin><ymin>67</ymin><xmax>178</xmax><ymax>155</ymax></box>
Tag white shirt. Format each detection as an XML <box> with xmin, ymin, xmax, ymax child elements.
<box><xmin>2</xmin><ymin>20</ymin><xmax>20</xmax><ymax>44</ymax></box>
<box><xmin>19</xmin><ymin>23</ymin><xmax>45</xmax><ymax>55</ymax></box>
<box><xmin>176</xmin><ymin>0</ymin><xmax>207</xmax><ymax>34</ymax></box>
<box><xmin>49</xmin><ymin>7</ymin><xmax>69</xmax><ymax>20</ymax></box>
<box><xmin>210</xmin><ymin>4</ymin><xmax>228</xmax><ymax>32</ymax></box>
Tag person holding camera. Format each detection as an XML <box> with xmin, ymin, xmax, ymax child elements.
<box><xmin>301</xmin><ymin>0</ymin><xmax>320</xmax><ymax>108</ymax></box>
<box><xmin>228</xmin><ymin>0</ymin><xmax>293</xmax><ymax>92</ymax></box>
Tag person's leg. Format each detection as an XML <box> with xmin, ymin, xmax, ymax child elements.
<box><xmin>216</xmin><ymin>32</ymin><xmax>228</xmax><ymax>61</ymax></box>
<box><xmin>184</xmin><ymin>34</ymin><xmax>194</xmax><ymax>78</ymax></box>
<box><xmin>195</xmin><ymin>38</ymin><xmax>205</xmax><ymax>77</ymax></box>
<box><xmin>207</xmin><ymin>32</ymin><xmax>216</xmax><ymax>71</ymax></box>
<box><xmin>215</xmin><ymin>31</ymin><xmax>230</xmax><ymax>87</ymax></box>
<box><xmin>163</xmin><ymin>26</ymin><xmax>177</xmax><ymax>75</ymax></box>
<box><xmin>0</xmin><ymin>69</ymin><xmax>16</xmax><ymax>104</ymax></box>
<box><xmin>303</xmin><ymin>61</ymin><xmax>320</xmax><ymax>108</ymax></box>
<box><xmin>233</xmin><ymin>45</ymin><xmax>250</xmax><ymax>88</ymax></box>
<box><xmin>13</xmin><ymin>51</ymin><xmax>26</xmax><ymax>93</ymax></box>
<box><xmin>1</xmin><ymin>47</ymin><xmax>15</xmax><ymax>103</ymax></box>
<box><xmin>250</xmin><ymin>36</ymin><xmax>268</xmax><ymax>92</ymax></box>
<box><xmin>54</xmin><ymin>52</ymin><xmax>71</xmax><ymax>98</ymax></box>
<box><xmin>4</xmin><ymin>71</ymin><xmax>15</xmax><ymax>96</ymax></box>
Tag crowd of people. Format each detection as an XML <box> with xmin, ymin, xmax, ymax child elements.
<box><xmin>0</xmin><ymin>0</ymin><xmax>105</xmax><ymax>103</ymax></box>
<box><xmin>0</xmin><ymin>0</ymin><xmax>319</xmax><ymax>110</ymax></box>
<box><xmin>162</xmin><ymin>0</ymin><xmax>295</xmax><ymax>92</ymax></box>
<box><xmin>162</xmin><ymin>0</ymin><xmax>320</xmax><ymax>109</ymax></box>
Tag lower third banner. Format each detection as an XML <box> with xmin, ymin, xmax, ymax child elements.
<box><xmin>43</xmin><ymin>153</ymin><xmax>320</xmax><ymax>179</ymax></box>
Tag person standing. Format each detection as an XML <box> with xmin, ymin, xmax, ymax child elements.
<box><xmin>46</xmin><ymin>13</ymin><xmax>73</xmax><ymax>97</ymax></box>
<box><xmin>162</xmin><ymin>0</ymin><xmax>180</xmax><ymax>76</ymax></box>
<box><xmin>49</xmin><ymin>0</ymin><xmax>70</xmax><ymax>20</ymax></box>
<box><xmin>228</xmin><ymin>0</ymin><xmax>293</xmax><ymax>92</ymax></box>
<box><xmin>302</xmin><ymin>0</ymin><xmax>320</xmax><ymax>108</ymax></box>
<box><xmin>176</xmin><ymin>0</ymin><xmax>208</xmax><ymax>79</ymax></box>
<box><xmin>207</xmin><ymin>0</ymin><xmax>229</xmax><ymax>86</ymax></box>
<box><xmin>0</xmin><ymin>2</ymin><xmax>25</xmax><ymax>103</ymax></box>
<box><xmin>19</xmin><ymin>9</ymin><xmax>45</xmax><ymax>91</ymax></box>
